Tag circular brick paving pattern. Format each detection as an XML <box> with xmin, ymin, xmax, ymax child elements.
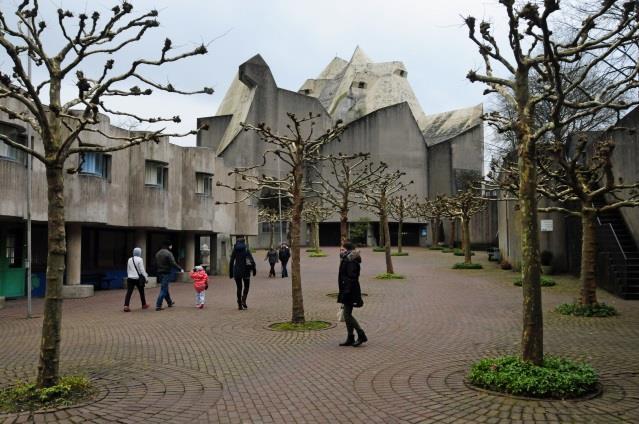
<box><xmin>0</xmin><ymin>247</ymin><xmax>638</xmax><ymax>423</ymax></box>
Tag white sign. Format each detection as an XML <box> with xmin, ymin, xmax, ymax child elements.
<box><xmin>540</xmin><ymin>219</ymin><xmax>553</xmax><ymax>232</ymax></box>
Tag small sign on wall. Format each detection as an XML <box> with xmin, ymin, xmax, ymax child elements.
<box><xmin>540</xmin><ymin>219</ymin><xmax>553</xmax><ymax>232</ymax></box>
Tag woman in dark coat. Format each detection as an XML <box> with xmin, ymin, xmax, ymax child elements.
<box><xmin>265</xmin><ymin>248</ymin><xmax>278</xmax><ymax>278</ymax></box>
<box><xmin>229</xmin><ymin>237</ymin><xmax>256</xmax><ymax>310</ymax></box>
<box><xmin>337</xmin><ymin>241</ymin><xmax>367</xmax><ymax>347</ymax></box>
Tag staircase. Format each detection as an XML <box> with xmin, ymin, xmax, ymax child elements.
<box><xmin>594</xmin><ymin>198</ymin><xmax>639</xmax><ymax>299</ymax></box>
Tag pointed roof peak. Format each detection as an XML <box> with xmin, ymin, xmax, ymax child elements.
<box><xmin>350</xmin><ymin>46</ymin><xmax>371</xmax><ymax>65</ymax></box>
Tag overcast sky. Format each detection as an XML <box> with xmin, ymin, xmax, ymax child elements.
<box><xmin>3</xmin><ymin>0</ymin><xmax>510</xmax><ymax>151</ymax></box>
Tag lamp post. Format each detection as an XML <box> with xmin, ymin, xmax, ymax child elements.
<box><xmin>277</xmin><ymin>156</ymin><xmax>283</xmax><ymax>245</ymax></box>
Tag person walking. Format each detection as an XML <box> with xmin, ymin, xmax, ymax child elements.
<box><xmin>337</xmin><ymin>241</ymin><xmax>367</xmax><ymax>347</ymax></box>
<box><xmin>229</xmin><ymin>237</ymin><xmax>256</xmax><ymax>310</ymax></box>
<box><xmin>278</xmin><ymin>243</ymin><xmax>290</xmax><ymax>278</ymax></box>
<box><xmin>155</xmin><ymin>240</ymin><xmax>182</xmax><ymax>311</ymax></box>
<box><xmin>124</xmin><ymin>247</ymin><xmax>149</xmax><ymax>311</ymax></box>
<box><xmin>191</xmin><ymin>265</ymin><xmax>209</xmax><ymax>309</ymax></box>
<box><xmin>265</xmin><ymin>247</ymin><xmax>278</xmax><ymax>278</ymax></box>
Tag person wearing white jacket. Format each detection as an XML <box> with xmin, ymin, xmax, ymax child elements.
<box><xmin>124</xmin><ymin>247</ymin><xmax>149</xmax><ymax>312</ymax></box>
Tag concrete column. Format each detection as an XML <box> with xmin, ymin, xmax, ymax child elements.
<box><xmin>366</xmin><ymin>223</ymin><xmax>376</xmax><ymax>247</ymax></box>
<box><xmin>134</xmin><ymin>229</ymin><xmax>147</xmax><ymax>263</ymax></box>
<box><xmin>62</xmin><ymin>223</ymin><xmax>93</xmax><ymax>298</ymax></box>
<box><xmin>185</xmin><ymin>232</ymin><xmax>195</xmax><ymax>271</ymax></box>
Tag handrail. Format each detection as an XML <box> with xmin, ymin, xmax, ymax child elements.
<box><xmin>607</xmin><ymin>222</ymin><xmax>628</xmax><ymax>261</ymax></box>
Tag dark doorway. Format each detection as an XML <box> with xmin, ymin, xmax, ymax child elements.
<box><xmin>318</xmin><ymin>223</ymin><xmax>341</xmax><ymax>246</ymax></box>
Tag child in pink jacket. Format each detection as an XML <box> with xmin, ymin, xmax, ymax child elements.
<box><xmin>191</xmin><ymin>266</ymin><xmax>209</xmax><ymax>309</ymax></box>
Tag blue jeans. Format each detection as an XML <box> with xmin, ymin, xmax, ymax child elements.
<box><xmin>156</xmin><ymin>273</ymin><xmax>173</xmax><ymax>308</ymax></box>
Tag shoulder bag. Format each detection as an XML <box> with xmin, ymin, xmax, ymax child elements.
<box><xmin>132</xmin><ymin>257</ymin><xmax>147</xmax><ymax>286</ymax></box>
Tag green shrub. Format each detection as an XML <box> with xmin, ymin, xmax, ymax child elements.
<box><xmin>442</xmin><ymin>248</ymin><xmax>453</xmax><ymax>253</ymax></box>
<box><xmin>391</xmin><ymin>252</ymin><xmax>409</xmax><ymax>256</ymax></box>
<box><xmin>0</xmin><ymin>375</ymin><xmax>94</xmax><ymax>413</ymax></box>
<box><xmin>556</xmin><ymin>302</ymin><xmax>617</xmax><ymax>317</ymax></box>
<box><xmin>305</xmin><ymin>248</ymin><xmax>320</xmax><ymax>253</ymax></box>
<box><xmin>453</xmin><ymin>249</ymin><xmax>475</xmax><ymax>256</ymax></box>
<box><xmin>452</xmin><ymin>262</ymin><xmax>483</xmax><ymax>269</ymax></box>
<box><xmin>429</xmin><ymin>246</ymin><xmax>444</xmax><ymax>250</ymax></box>
<box><xmin>372</xmin><ymin>246</ymin><xmax>386</xmax><ymax>252</ymax></box>
<box><xmin>514</xmin><ymin>276</ymin><xmax>556</xmax><ymax>287</ymax></box>
<box><xmin>375</xmin><ymin>273</ymin><xmax>405</xmax><ymax>280</ymax></box>
<box><xmin>467</xmin><ymin>355</ymin><xmax>598</xmax><ymax>399</ymax></box>
<box><xmin>269</xmin><ymin>321</ymin><xmax>331</xmax><ymax>331</ymax></box>
<box><xmin>309</xmin><ymin>251</ymin><xmax>327</xmax><ymax>257</ymax></box>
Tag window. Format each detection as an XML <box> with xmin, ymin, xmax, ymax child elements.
<box><xmin>145</xmin><ymin>160</ymin><xmax>168</xmax><ymax>189</ymax></box>
<box><xmin>300</xmin><ymin>88</ymin><xmax>312</xmax><ymax>95</ymax></box>
<box><xmin>394</xmin><ymin>69</ymin><xmax>407</xmax><ymax>78</ymax></box>
<box><xmin>261</xmin><ymin>222</ymin><xmax>271</xmax><ymax>233</ymax></box>
<box><xmin>351</xmin><ymin>81</ymin><xmax>367</xmax><ymax>89</ymax></box>
<box><xmin>80</xmin><ymin>152</ymin><xmax>111</xmax><ymax>179</ymax></box>
<box><xmin>196</xmin><ymin>172</ymin><xmax>213</xmax><ymax>196</ymax></box>
<box><xmin>0</xmin><ymin>123</ymin><xmax>26</xmax><ymax>163</ymax></box>
<box><xmin>5</xmin><ymin>234</ymin><xmax>16</xmax><ymax>266</ymax></box>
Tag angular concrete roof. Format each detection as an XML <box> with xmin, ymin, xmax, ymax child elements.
<box><xmin>298</xmin><ymin>47</ymin><xmax>426</xmax><ymax>125</ymax></box>
<box><xmin>420</xmin><ymin>104</ymin><xmax>483</xmax><ymax>146</ymax></box>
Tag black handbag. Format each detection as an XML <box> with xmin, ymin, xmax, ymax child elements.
<box><xmin>132</xmin><ymin>257</ymin><xmax>147</xmax><ymax>286</ymax></box>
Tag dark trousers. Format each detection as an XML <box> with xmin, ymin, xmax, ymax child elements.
<box><xmin>234</xmin><ymin>277</ymin><xmax>250</xmax><ymax>304</ymax></box>
<box><xmin>269</xmin><ymin>263</ymin><xmax>276</xmax><ymax>277</ymax></box>
<box><xmin>156</xmin><ymin>273</ymin><xmax>173</xmax><ymax>308</ymax></box>
<box><xmin>281</xmin><ymin>260</ymin><xmax>289</xmax><ymax>277</ymax></box>
<box><xmin>343</xmin><ymin>304</ymin><xmax>363</xmax><ymax>337</ymax></box>
<box><xmin>124</xmin><ymin>278</ymin><xmax>146</xmax><ymax>306</ymax></box>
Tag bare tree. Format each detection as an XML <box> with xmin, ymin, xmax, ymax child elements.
<box><xmin>258</xmin><ymin>207</ymin><xmax>291</xmax><ymax>249</ymax></box>
<box><xmin>417</xmin><ymin>195</ymin><xmax>448</xmax><ymax>247</ymax></box>
<box><xmin>0</xmin><ymin>1</ymin><xmax>212</xmax><ymax>386</ymax></box>
<box><xmin>311</xmin><ymin>154</ymin><xmax>386</xmax><ymax>242</ymax></box>
<box><xmin>442</xmin><ymin>190</ymin><xmax>486</xmax><ymax>264</ymax></box>
<box><xmin>466</xmin><ymin>0</ymin><xmax>639</xmax><ymax>364</ymax></box>
<box><xmin>301</xmin><ymin>200</ymin><xmax>333</xmax><ymax>252</ymax></box>
<box><xmin>358</xmin><ymin>169</ymin><xmax>411</xmax><ymax>274</ymax></box>
<box><xmin>388</xmin><ymin>194</ymin><xmax>419</xmax><ymax>254</ymax></box>
<box><xmin>217</xmin><ymin>112</ymin><xmax>345</xmax><ymax>323</ymax></box>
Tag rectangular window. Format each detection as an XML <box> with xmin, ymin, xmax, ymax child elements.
<box><xmin>145</xmin><ymin>160</ymin><xmax>168</xmax><ymax>189</ymax></box>
<box><xmin>261</xmin><ymin>222</ymin><xmax>271</xmax><ymax>233</ymax></box>
<box><xmin>5</xmin><ymin>233</ymin><xmax>16</xmax><ymax>266</ymax></box>
<box><xmin>79</xmin><ymin>152</ymin><xmax>110</xmax><ymax>179</ymax></box>
<box><xmin>0</xmin><ymin>123</ymin><xmax>26</xmax><ymax>164</ymax></box>
<box><xmin>195</xmin><ymin>172</ymin><xmax>213</xmax><ymax>196</ymax></box>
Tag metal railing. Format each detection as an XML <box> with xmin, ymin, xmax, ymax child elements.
<box><xmin>596</xmin><ymin>215</ymin><xmax>628</xmax><ymax>295</ymax></box>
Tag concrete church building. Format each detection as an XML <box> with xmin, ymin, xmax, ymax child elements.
<box><xmin>0</xmin><ymin>47</ymin><xmax>488</xmax><ymax>301</ymax></box>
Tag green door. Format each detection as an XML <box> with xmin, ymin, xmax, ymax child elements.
<box><xmin>0</xmin><ymin>230</ymin><xmax>26</xmax><ymax>298</ymax></box>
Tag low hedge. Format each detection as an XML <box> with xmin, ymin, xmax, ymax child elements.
<box><xmin>308</xmin><ymin>251</ymin><xmax>327</xmax><ymax>258</ymax></box>
<box><xmin>467</xmin><ymin>355</ymin><xmax>598</xmax><ymax>399</ymax></box>
<box><xmin>513</xmin><ymin>276</ymin><xmax>556</xmax><ymax>287</ymax></box>
<box><xmin>556</xmin><ymin>302</ymin><xmax>617</xmax><ymax>317</ymax></box>
<box><xmin>391</xmin><ymin>252</ymin><xmax>409</xmax><ymax>256</ymax></box>
<box><xmin>0</xmin><ymin>375</ymin><xmax>94</xmax><ymax>413</ymax></box>
<box><xmin>452</xmin><ymin>262</ymin><xmax>483</xmax><ymax>269</ymax></box>
<box><xmin>269</xmin><ymin>321</ymin><xmax>331</xmax><ymax>331</ymax></box>
<box><xmin>453</xmin><ymin>249</ymin><xmax>475</xmax><ymax>256</ymax></box>
<box><xmin>372</xmin><ymin>247</ymin><xmax>386</xmax><ymax>252</ymax></box>
<box><xmin>375</xmin><ymin>273</ymin><xmax>405</xmax><ymax>280</ymax></box>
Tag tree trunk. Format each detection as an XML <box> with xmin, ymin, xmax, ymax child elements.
<box><xmin>462</xmin><ymin>217</ymin><xmax>471</xmax><ymax>264</ymax></box>
<box><xmin>517</xmin><ymin>70</ymin><xmax>543</xmax><ymax>365</ymax></box>
<box><xmin>449</xmin><ymin>219</ymin><xmax>456</xmax><ymax>248</ymax></box>
<box><xmin>340</xmin><ymin>206</ymin><xmax>348</xmax><ymax>243</ymax></box>
<box><xmin>379</xmin><ymin>220</ymin><xmax>385</xmax><ymax>247</ymax></box>
<box><xmin>314</xmin><ymin>222</ymin><xmax>320</xmax><ymax>252</ymax></box>
<box><xmin>290</xmin><ymin>162</ymin><xmax>305</xmax><ymax>323</ymax></box>
<box><xmin>381</xmin><ymin>198</ymin><xmax>394</xmax><ymax>274</ymax></box>
<box><xmin>580</xmin><ymin>209</ymin><xmax>598</xmax><ymax>306</ymax></box>
<box><xmin>398</xmin><ymin>218</ymin><xmax>403</xmax><ymax>254</ymax></box>
<box><xmin>269</xmin><ymin>222</ymin><xmax>274</xmax><ymax>249</ymax></box>
<box><xmin>37</xmin><ymin>164</ymin><xmax>66</xmax><ymax>388</ymax></box>
<box><xmin>432</xmin><ymin>218</ymin><xmax>440</xmax><ymax>246</ymax></box>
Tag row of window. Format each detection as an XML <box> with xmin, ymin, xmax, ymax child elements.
<box><xmin>260</xmin><ymin>222</ymin><xmax>289</xmax><ymax>233</ymax></box>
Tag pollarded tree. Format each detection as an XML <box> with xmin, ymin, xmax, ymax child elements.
<box><xmin>301</xmin><ymin>200</ymin><xmax>333</xmax><ymax>252</ymax></box>
<box><xmin>417</xmin><ymin>195</ymin><xmax>448</xmax><ymax>247</ymax></box>
<box><xmin>311</xmin><ymin>154</ymin><xmax>386</xmax><ymax>242</ymax></box>
<box><xmin>388</xmin><ymin>194</ymin><xmax>419</xmax><ymax>254</ymax></box>
<box><xmin>0</xmin><ymin>1</ymin><xmax>212</xmax><ymax>387</ymax></box>
<box><xmin>465</xmin><ymin>0</ymin><xmax>639</xmax><ymax>365</ymax></box>
<box><xmin>442</xmin><ymin>190</ymin><xmax>486</xmax><ymax>264</ymax></box>
<box><xmin>357</xmin><ymin>168</ymin><xmax>412</xmax><ymax>274</ymax></box>
<box><xmin>258</xmin><ymin>207</ymin><xmax>291</xmax><ymax>249</ymax></box>
<box><xmin>217</xmin><ymin>112</ymin><xmax>345</xmax><ymax>323</ymax></box>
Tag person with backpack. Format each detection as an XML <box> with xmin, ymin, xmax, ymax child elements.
<box><xmin>278</xmin><ymin>243</ymin><xmax>290</xmax><ymax>278</ymax></box>
<box><xmin>337</xmin><ymin>241</ymin><xmax>367</xmax><ymax>347</ymax></box>
<box><xmin>265</xmin><ymin>247</ymin><xmax>279</xmax><ymax>277</ymax></box>
<box><xmin>229</xmin><ymin>237</ymin><xmax>256</xmax><ymax>310</ymax></box>
<box><xmin>124</xmin><ymin>247</ymin><xmax>149</xmax><ymax>312</ymax></box>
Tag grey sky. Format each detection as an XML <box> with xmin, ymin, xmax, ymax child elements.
<box><xmin>3</xmin><ymin>0</ymin><xmax>509</xmax><ymax>148</ymax></box>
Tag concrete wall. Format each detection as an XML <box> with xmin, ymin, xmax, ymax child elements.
<box><xmin>428</xmin><ymin>141</ymin><xmax>453</xmax><ymax>196</ymax></box>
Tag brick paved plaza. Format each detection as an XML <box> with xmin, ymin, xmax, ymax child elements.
<box><xmin>1</xmin><ymin>247</ymin><xmax>638</xmax><ymax>423</ymax></box>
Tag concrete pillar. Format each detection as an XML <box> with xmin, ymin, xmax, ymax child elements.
<box><xmin>185</xmin><ymin>232</ymin><xmax>195</xmax><ymax>271</ymax></box>
<box><xmin>134</xmin><ymin>229</ymin><xmax>147</xmax><ymax>263</ymax></box>
<box><xmin>62</xmin><ymin>223</ymin><xmax>93</xmax><ymax>298</ymax></box>
<box><xmin>366</xmin><ymin>223</ymin><xmax>376</xmax><ymax>247</ymax></box>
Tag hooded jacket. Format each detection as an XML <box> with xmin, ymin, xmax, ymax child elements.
<box><xmin>191</xmin><ymin>269</ymin><xmax>208</xmax><ymax>292</ymax></box>
<box><xmin>229</xmin><ymin>240</ymin><xmax>256</xmax><ymax>279</ymax></box>
<box><xmin>338</xmin><ymin>249</ymin><xmax>363</xmax><ymax>307</ymax></box>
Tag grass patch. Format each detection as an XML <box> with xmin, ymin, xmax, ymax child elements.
<box><xmin>391</xmin><ymin>252</ymin><xmax>409</xmax><ymax>256</ymax></box>
<box><xmin>452</xmin><ymin>262</ymin><xmax>483</xmax><ymax>269</ymax></box>
<box><xmin>375</xmin><ymin>273</ymin><xmax>405</xmax><ymax>280</ymax></box>
<box><xmin>308</xmin><ymin>251</ymin><xmax>327</xmax><ymax>257</ymax></box>
<box><xmin>514</xmin><ymin>276</ymin><xmax>556</xmax><ymax>287</ymax></box>
<box><xmin>467</xmin><ymin>355</ymin><xmax>598</xmax><ymax>399</ymax></box>
<box><xmin>305</xmin><ymin>248</ymin><xmax>320</xmax><ymax>253</ymax></box>
<box><xmin>428</xmin><ymin>246</ymin><xmax>444</xmax><ymax>250</ymax></box>
<box><xmin>269</xmin><ymin>321</ymin><xmax>331</xmax><ymax>331</ymax></box>
<box><xmin>0</xmin><ymin>375</ymin><xmax>95</xmax><ymax>413</ymax></box>
<box><xmin>453</xmin><ymin>249</ymin><xmax>475</xmax><ymax>256</ymax></box>
<box><xmin>442</xmin><ymin>248</ymin><xmax>453</xmax><ymax>253</ymax></box>
<box><xmin>372</xmin><ymin>246</ymin><xmax>386</xmax><ymax>252</ymax></box>
<box><xmin>556</xmin><ymin>302</ymin><xmax>617</xmax><ymax>317</ymax></box>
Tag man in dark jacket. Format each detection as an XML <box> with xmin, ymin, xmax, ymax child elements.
<box><xmin>155</xmin><ymin>240</ymin><xmax>182</xmax><ymax>311</ymax></box>
<box><xmin>338</xmin><ymin>241</ymin><xmax>367</xmax><ymax>347</ymax></box>
<box><xmin>229</xmin><ymin>237</ymin><xmax>256</xmax><ymax>310</ymax></box>
<box><xmin>265</xmin><ymin>248</ymin><xmax>279</xmax><ymax>278</ymax></box>
<box><xmin>278</xmin><ymin>243</ymin><xmax>290</xmax><ymax>278</ymax></box>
